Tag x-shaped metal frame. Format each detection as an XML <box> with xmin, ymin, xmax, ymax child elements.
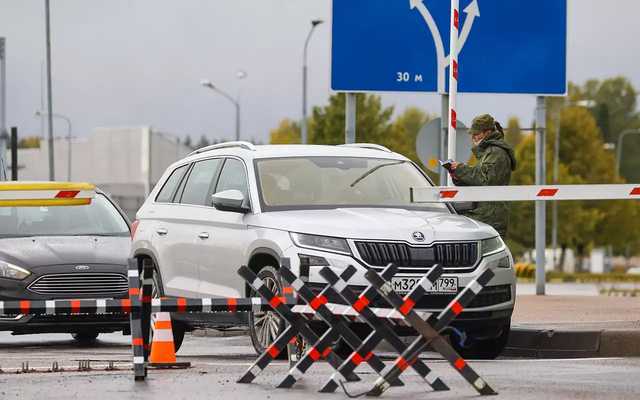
<box><xmin>237</xmin><ymin>266</ymin><xmax>361</xmax><ymax>385</ymax></box>
<box><xmin>364</xmin><ymin>264</ymin><xmax>497</xmax><ymax>396</ymax></box>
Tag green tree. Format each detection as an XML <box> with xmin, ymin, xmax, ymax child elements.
<box><xmin>508</xmin><ymin>105</ymin><xmax>640</xmax><ymax>263</ymax></box>
<box><xmin>18</xmin><ymin>136</ymin><xmax>41</xmax><ymax>149</ymax></box>
<box><xmin>310</xmin><ymin>93</ymin><xmax>394</xmax><ymax>145</ymax></box>
<box><xmin>183</xmin><ymin>135</ymin><xmax>193</xmax><ymax>149</ymax></box>
<box><xmin>388</xmin><ymin>107</ymin><xmax>431</xmax><ymax>166</ymax></box>
<box><xmin>270</xmin><ymin>119</ymin><xmax>300</xmax><ymax>144</ymax></box>
<box><xmin>504</xmin><ymin>117</ymin><xmax>524</xmax><ymax>148</ymax></box>
<box><xmin>569</xmin><ymin>77</ymin><xmax>640</xmax><ymax>181</ymax></box>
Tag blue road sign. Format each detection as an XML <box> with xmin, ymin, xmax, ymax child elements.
<box><xmin>331</xmin><ymin>0</ymin><xmax>567</xmax><ymax>95</ymax></box>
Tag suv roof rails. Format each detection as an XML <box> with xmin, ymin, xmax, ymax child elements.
<box><xmin>189</xmin><ymin>141</ymin><xmax>256</xmax><ymax>156</ymax></box>
<box><xmin>339</xmin><ymin>143</ymin><xmax>393</xmax><ymax>153</ymax></box>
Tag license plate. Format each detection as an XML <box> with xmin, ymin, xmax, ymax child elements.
<box><xmin>391</xmin><ymin>277</ymin><xmax>458</xmax><ymax>295</ymax></box>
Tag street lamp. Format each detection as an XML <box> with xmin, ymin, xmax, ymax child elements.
<box><xmin>301</xmin><ymin>19</ymin><xmax>324</xmax><ymax>145</ymax></box>
<box><xmin>35</xmin><ymin>111</ymin><xmax>72</xmax><ymax>181</ymax></box>
<box><xmin>200</xmin><ymin>80</ymin><xmax>241</xmax><ymax>141</ymax></box>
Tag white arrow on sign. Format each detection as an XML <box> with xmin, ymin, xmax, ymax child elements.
<box><xmin>410</xmin><ymin>0</ymin><xmax>480</xmax><ymax>93</ymax></box>
<box><xmin>410</xmin><ymin>0</ymin><xmax>446</xmax><ymax>92</ymax></box>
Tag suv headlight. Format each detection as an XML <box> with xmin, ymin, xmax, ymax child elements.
<box><xmin>290</xmin><ymin>233</ymin><xmax>351</xmax><ymax>255</ymax></box>
<box><xmin>0</xmin><ymin>261</ymin><xmax>31</xmax><ymax>280</ymax></box>
<box><xmin>481</xmin><ymin>236</ymin><xmax>506</xmax><ymax>257</ymax></box>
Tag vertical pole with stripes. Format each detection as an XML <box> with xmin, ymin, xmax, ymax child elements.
<box><xmin>446</xmin><ymin>0</ymin><xmax>459</xmax><ymax>186</ymax></box>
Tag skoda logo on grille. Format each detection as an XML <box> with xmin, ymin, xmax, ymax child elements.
<box><xmin>412</xmin><ymin>231</ymin><xmax>425</xmax><ymax>242</ymax></box>
<box><xmin>75</xmin><ymin>265</ymin><xmax>90</xmax><ymax>271</ymax></box>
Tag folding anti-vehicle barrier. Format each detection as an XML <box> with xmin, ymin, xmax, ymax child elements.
<box><xmin>126</xmin><ymin>255</ymin><xmax>497</xmax><ymax>396</ymax></box>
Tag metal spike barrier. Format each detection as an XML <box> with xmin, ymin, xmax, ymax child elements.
<box><xmin>364</xmin><ymin>265</ymin><xmax>497</xmax><ymax>397</ymax></box>
<box><xmin>0</xmin><ymin>256</ymin><xmax>497</xmax><ymax>396</ymax></box>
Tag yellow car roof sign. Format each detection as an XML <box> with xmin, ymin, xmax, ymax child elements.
<box><xmin>0</xmin><ymin>181</ymin><xmax>96</xmax><ymax>207</ymax></box>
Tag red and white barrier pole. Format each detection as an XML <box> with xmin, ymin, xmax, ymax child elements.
<box><xmin>447</xmin><ymin>0</ymin><xmax>460</xmax><ymax>186</ymax></box>
<box><xmin>411</xmin><ymin>184</ymin><xmax>640</xmax><ymax>203</ymax></box>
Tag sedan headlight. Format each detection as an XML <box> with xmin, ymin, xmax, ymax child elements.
<box><xmin>481</xmin><ymin>236</ymin><xmax>506</xmax><ymax>257</ymax></box>
<box><xmin>0</xmin><ymin>261</ymin><xmax>31</xmax><ymax>280</ymax></box>
<box><xmin>290</xmin><ymin>233</ymin><xmax>351</xmax><ymax>255</ymax></box>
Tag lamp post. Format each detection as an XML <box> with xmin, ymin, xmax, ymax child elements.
<box><xmin>301</xmin><ymin>19</ymin><xmax>323</xmax><ymax>145</ymax></box>
<box><xmin>35</xmin><ymin>111</ymin><xmax>72</xmax><ymax>180</ymax></box>
<box><xmin>200</xmin><ymin>80</ymin><xmax>240</xmax><ymax>141</ymax></box>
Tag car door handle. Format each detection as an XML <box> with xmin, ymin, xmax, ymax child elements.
<box><xmin>198</xmin><ymin>232</ymin><xmax>210</xmax><ymax>240</ymax></box>
<box><xmin>156</xmin><ymin>228</ymin><xmax>168</xmax><ymax>236</ymax></box>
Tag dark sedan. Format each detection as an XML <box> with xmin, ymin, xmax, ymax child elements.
<box><xmin>0</xmin><ymin>189</ymin><xmax>131</xmax><ymax>343</ymax></box>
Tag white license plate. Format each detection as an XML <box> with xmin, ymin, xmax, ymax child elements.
<box><xmin>390</xmin><ymin>277</ymin><xmax>458</xmax><ymax>294</ymax></box>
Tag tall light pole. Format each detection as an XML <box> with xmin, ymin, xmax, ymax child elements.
<box><xmin>0</xmin><ymin>37</ymin><xmax>7</xmax><ymax>181</ymax></box>
<box><xmin>44</xmin><ymin>0</ymin><xmax>55</xmax><ymax>181</ymax></box>
<box><xmin>301</xmin><ymin>19</ymin><xmax>323</xmax><ymax>145</ymax></box>
<box><xmin>35</xmin><ymin>111</ymin><xmax>72</xmax><ymax>180</ymax></box>
<box><xmin>200</xmin><ymin>80</ymin><xmax>240</xmax><ymax>141</ymax></box>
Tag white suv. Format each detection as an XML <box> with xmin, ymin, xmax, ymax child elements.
<box><xmin>131</xmin><ymin>142</ymin><xmax>516</xmax><ymax>359</ymax></box>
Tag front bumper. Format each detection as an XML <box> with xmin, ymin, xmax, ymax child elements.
<box><xmin>0</xmin><ymin>264</ymin><xmax>130</xmax><ymax>334</ymax></box>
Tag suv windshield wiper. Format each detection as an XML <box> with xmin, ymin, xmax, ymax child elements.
<box><xmin>349</xmin><ymin>161</ymin><xmax>404</xmax><ymax>187</ymax></box>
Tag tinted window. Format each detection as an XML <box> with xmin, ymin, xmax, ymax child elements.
<box><xmin>156</xmin><ymin>164</ymin><xmax>188</xmax><ymax>203</ymax></box>
<box><xmin>215</xmin><ymin>158</ymin><xmax>249</xmax><ymax>206</ymax></box>
<box><xmin>0</xmin><ymin>195</ymin><xmax>129</xmax><ymax>237</ymax></box>
<box><xmin>180</xmin><ymin>159</ymin><xmax>222</xmax><ymax>206</ymax></box>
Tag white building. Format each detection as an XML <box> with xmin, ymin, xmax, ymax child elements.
<box><xmin>6</xmin><ymin>127</ymin><xmax>191</xmax><ymax>219</ymax></box>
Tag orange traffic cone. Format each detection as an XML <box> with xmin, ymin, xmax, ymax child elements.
<box><xmin>149</xmin><ymin>312</ymin><xmax>190</xmax><ymax>369</ymax></box>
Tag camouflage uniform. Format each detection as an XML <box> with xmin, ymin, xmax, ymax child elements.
<box><xmin>453</xmin><ymin>115</ymin><xmax>517</xmax><ymax>237</ymax></box>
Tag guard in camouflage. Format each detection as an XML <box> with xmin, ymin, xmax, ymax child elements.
<box><xmin>450</xmin><ymin>114</ymin><xmax>517</xmax><ymax>237</ymax></box>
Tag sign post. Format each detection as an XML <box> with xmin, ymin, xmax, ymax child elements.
<box><xmin>446</xmin><ymin>0</ymin><xmax>459</xmax><ymax>185</ymax></box>
<box><xmin>345</xmin><ymin>93</ymin><xmax>356</xmax><ymax>144</ymax></box>
<box><xmin>535</xmin><ymin>97</ymin><xmax>546</xmax><ymax>295</ymax></box>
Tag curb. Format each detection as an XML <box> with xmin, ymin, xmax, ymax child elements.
<box><xmin>505</xmin><ymin>327</ymin><xmax>640</xmax><ymax>358</ymax></box>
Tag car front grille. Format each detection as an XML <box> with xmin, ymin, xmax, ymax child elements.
<box><xmin>28</xmin><ymin>273</ymin><xmax>129</xmax><ymax>297</ymax></box>
<box><xmin>355</xmin><ymin>241</ymin><xmax>479</xmax><ymax>272</ymax></box>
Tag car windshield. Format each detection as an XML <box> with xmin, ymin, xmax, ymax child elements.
<box><xmin>0</xmin><ymin>194</ymin><xmax>130</xmax><ymax>238</ymax></box>
<box><xmin>255</xmin><ymin>157</ymin><xmax>449</xmax><ymax>212</ymax></box>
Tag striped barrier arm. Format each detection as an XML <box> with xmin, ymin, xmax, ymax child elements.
<box><xmin>277</xmin><ymin>267</ymin><xmax>403</xmax><ymax>390</ymax></box>
<box><xmin>365</xmin><ymin>267</ymin><xmax>496</xmax><ymax>397</ymax></box>
<box><xmin>0</xmin><ymin>298</ymin><xmax>132</xmax><ymax>315</ymax></box>
<box><xmin>127</xmin><ymin>258</ymin><xmax>146</xmax><ymax>381</ymax></box>
<box><xmin>278</xmin><ymin>258</ymin><xmax>299</xmax><ymax>369</ymax></box>
<box><xmin>318</xmin><ymin>265</ymin><xmax>449</xmax><ymax>393</ymax></box>
<box><xmin>411</xmin><ymin>184</ymin><xmax>640</xmax><ymax>203</ymax></box>
<box><xmin>238</xmin><ymin>266</ymin><xmax>361</xmax><ymax>385</ymax></box>
<box><xmin>238</xmin><ymin>272</ymin><xmax>343</xmax><ymax>384</ymax></box>
<box><xmin>148</xmin><ymin>297</ymin><xmax>273</xmax><ymax>313</ymax></box>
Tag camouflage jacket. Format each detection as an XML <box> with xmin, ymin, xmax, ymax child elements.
<box><xmin>453</xmin><ymin>131</ymin><xmax>517</xmax><ymax>237</ymax></box>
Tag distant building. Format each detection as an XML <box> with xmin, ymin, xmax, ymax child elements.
<box><xmin>6</xmin><ymin>127</ymin><xmax>191</xmax><ymax>219</ymax></box>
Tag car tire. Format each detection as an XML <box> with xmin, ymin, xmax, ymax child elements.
<box><xmin>148</xmin><ymin>260</ymin><xmax>186</xmax><ymax>353</ymax></box>
<box><xmin>248</xmin><ymin>266</ymin><xmax>286</xmax><ymax>359</ymax></box>
<box><xmin>71</xmin><ymin>332</ymin><xmax>99</xmax><ymax>345</ymax></box>
<box><xmin>452</xmin><ymin>324</ymin><xmax>510</xmax><ymax>360</ymax></box>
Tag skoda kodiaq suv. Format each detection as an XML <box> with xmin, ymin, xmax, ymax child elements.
<box><xmin>131</xmin><ymin>142</ymin><xmax>516</xmax><ymax>359</ymax></box>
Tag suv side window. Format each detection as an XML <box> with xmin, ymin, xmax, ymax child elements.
<box><xmin>215</xmin><ymin>158</ymin><xmax>249</xmax><ymax>207</ymax></box>
<box><xmin>155</xmin><ymin>164</ymin><xmax>189</xmax><ymax>203</ymax></box>
<box><xmin>179</xmin><ymin>158</ymin><xmax>223</xmax><ymax>206</ymax></box>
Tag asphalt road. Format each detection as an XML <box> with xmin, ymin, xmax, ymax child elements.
<box><xmin>0</xmin><ymin>332</ymin><xmax>638</xmax><ymax>399</ymax></box>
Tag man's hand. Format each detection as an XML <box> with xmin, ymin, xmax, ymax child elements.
<box><xmin>450</xmin><ymin>162</ymin><xmax>462</xmax><ymax>171</ymax></box>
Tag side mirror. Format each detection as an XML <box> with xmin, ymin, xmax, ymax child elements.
<box><xmin>211</xmin><ymin>190</ymin><xmax>250</xmax><ymax>214</ymax></box>
<box><xmin>452</xmin><ymin>202</ymin><xmax>478</xmax><ymax>213</ymax></box>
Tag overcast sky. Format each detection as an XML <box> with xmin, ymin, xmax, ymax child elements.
<box><xmin>1</xmin><ymin>0</ymin><xmax>639</xmax><ymax>143</ymax></box>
